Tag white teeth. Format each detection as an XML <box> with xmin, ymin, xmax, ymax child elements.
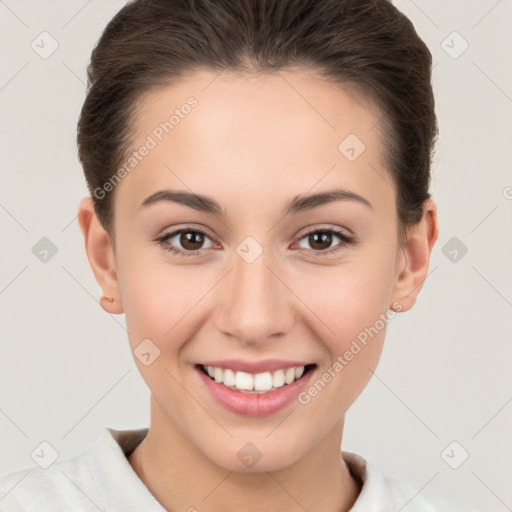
<box><xmin>203</xmin><ymin>365</ymin><xmax>308</xmax><ymax>393</ymax></box>
<box><xmin>235</xmin><ymin>371</ymin><xmax>254</xmax><ymax>390</ymax></box>
<box><xmin>272</xmin><ymin>369</ymin><xmax>285</xmax><ymax>388</ymax></box>
<box><xmin>284</xmin><ymin>368</ymin><xmax>295</xmax><ymax>385</ymax></box>
<box><xmin>223</xmin><ymin>368</ymin><xmax>236</xmax><ymax>387</ymax></box>
<box><xmin>253</xmin><ymin>372</ymin><xmax>273</xmax><ymax>391</ymax></box>
<box><xmin>214</xmin><ymin>367</ymin><xmax>223</xmax><ymax>383</ymax></box>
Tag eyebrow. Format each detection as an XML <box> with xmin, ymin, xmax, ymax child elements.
<box><xmin>138</xmin><ymin>187</ymin><xmax>373</xmax><ymax>216</ymax></box>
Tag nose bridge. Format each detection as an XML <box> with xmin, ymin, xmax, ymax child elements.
<box><xmin>234</xmin><ymin>244</ymin><xmax>274</xmax><ymax>302</ymax></box>
<box><xmin>217</xmin><ymin>240</ymin><xmax>294</xmax><ymax>344</ymax></box>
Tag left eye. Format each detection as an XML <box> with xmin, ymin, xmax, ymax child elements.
<box><xmin>296</xmin><ymin>228</ymin><xmax>354</xmax><ymax>253</ymax></box>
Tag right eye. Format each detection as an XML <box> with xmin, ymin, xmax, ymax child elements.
<box><xmin>155</xmin><ymin>228</ymin><xmax>217</xmax><ymax>257</ymax></box>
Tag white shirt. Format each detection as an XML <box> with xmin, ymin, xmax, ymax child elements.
<box><xmin>0</xmin><ymin>427</ymin><xmax>478</xmax><ymax>511</ymax></box>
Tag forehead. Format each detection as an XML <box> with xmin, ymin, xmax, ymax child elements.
<box><xmin>118</xmin><ymin>68</ymin><xmax>392</xmax><ymax>215</ymax></box>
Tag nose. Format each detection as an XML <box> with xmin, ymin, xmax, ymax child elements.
<box><xmin>213</xmin><ymin>246</ymin><xmax>296</xmax><ymax>347</ymax></box>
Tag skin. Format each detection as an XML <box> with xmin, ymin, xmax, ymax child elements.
<box><xmin>78</xmin><ymin>68</ymin><xmax>438</xmax><ymax>512</ymax></box>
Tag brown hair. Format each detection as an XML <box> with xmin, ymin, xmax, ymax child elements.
<box><xmin>77</xmin><ymin>0</ymin><xmax>437</xmax><ymax>248</ymax></box>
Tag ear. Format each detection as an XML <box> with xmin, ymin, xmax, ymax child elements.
<box><xmin>390</xmin><ymin>198</ymin><xmax>439</xmax><ymax>312</ymax></box>
<box><xmin>77</xmin><ymin>196</ymin><xmax>124</xmax><ymax>314</ymax></box>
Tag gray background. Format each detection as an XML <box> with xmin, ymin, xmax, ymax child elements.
<box><xmin>0</xmin><ymin>1</ymin><xmax>511</xmax><ymax>510</ymax></box>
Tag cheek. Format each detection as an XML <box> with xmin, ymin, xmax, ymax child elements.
<box><xmin>119</xmin><ymin>258</ymin><xmax>215</xmax><ymax>359</ymax></box>
<box><xmin>295</xmin><ymin>260</ymin><xmax>393</xmax><ymax>404</ymax></box>
<box><xmin>301</xmin><ymin>258</ymin><xmax>393</xmax><ymax>341</ymax></box>
<box><xmin>118</xmin><ymin>265</ymin><xmax>199</xmax><ymax>408</ymax></box>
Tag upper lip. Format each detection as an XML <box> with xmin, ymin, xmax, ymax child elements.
<box><xmin>199</xmin><ymin>359</ymin><xmax>313</xmax><ymax>374</ymax></box>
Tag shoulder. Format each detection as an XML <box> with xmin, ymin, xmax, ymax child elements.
<box><xmin>0</xmin><ymin>427</ymin><xmax>156</xmax><ymax>512</ymax></box>
<box><xmin>342</xmin><ymin>450</ymin><xmax>480</xmax><ymax>512</ymax></box>
<box><xmin>0</xmin><ymin>448</ymin><xmax>100</xmax><ymax>512</ymax></box>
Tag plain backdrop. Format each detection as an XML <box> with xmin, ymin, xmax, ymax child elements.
<box><xmin>0</xmin><ymin>1</ymin><xmax>511</xmax><ymax>511</ymax></box>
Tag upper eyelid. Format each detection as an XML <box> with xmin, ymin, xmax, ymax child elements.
<box><xmin>159</xmin><ymin>224</ymin><xmax>215</xmax><ymax>239</ymax></box>
<box><xmin>295</xmin><ymin>224</ymin><xmax>352</xmax><ymax>238</ymax></box>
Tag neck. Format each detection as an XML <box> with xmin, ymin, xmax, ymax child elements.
<box><xmin>128</xmin><ymin>398</ymin><xmax>361</xmax><ymax>512</ymax></box>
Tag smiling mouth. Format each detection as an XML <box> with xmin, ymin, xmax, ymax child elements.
<box><xmin>197</xmin><ymin>363</ymin><xmax>316</xmax><ymax>394</ymax></box>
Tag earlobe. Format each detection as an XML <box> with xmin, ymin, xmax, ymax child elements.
<box><xmin>77</xmin><ymin>196</ymin><xmax>124</xmax><ymax>314</ymax></box>
<box><xmin>390</xmin><ymin>199</ymin><xmax>439</xmax><ymax>312</ymax></box>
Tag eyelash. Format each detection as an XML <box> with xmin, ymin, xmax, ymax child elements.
<box><xmin>154</xmin><ymin>226</ymin><xmax>357</xmax><ymax>258</ymax></box>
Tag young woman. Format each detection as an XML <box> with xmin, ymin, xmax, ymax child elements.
<box><xmin>0</xmin><ymin>0</ymin><xmax>479</xmax><ymax>510</ymax></box>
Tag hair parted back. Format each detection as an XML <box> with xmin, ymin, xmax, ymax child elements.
<box><xmin>77</xmin><ymin>0</ymin><xmax>437</xmax><ymax>248</ymax></box>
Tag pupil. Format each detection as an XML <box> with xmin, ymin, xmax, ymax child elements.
<box><xmin>181</xmin><ymin>231</ymin><xmax>203</xmax><ymax>250</ymax></box>
<box><xmin>310</xmin><ymin>231</ymin><xmax>331</xmax><ymax>250</ymax></box>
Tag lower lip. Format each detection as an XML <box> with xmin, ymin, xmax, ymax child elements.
<box><xmin>196</xmin><ymin>365</ymin><xmax>315</xmax><ymax>417</ymax></box>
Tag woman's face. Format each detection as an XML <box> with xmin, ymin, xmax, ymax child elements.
<box><xmin>99</xmin><ymin>69</ymin><xmax>418</xmax><ymax>471</ymax></box>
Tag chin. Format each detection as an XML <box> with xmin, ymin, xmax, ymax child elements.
<box><xmin>201</xmin><ymin>434</ymin><xmax>310</xmax><ymax>474</ymax></box>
